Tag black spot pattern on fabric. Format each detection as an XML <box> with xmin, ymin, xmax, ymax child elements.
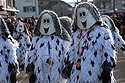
<box><xmin>92</xmin><ymin>41</ymin><xmax>97</xmax><ymax>46</ymax></box>
<box><xmin>36</xmin><ymin>38</ymin><xmax>39</xmax><ymax>43</ymax></box>
<box><xmin>6</xmin><ymin>76</ymin><xmax>8</xmax><ymax>81</ymax></box>
<box><xmin>38</xmin><ymin>67</ymin><xmax>40</xmax><ymax>73</ymax></box>
<box><xmin>28</xmin><ymin>57</ymin><xmax>30</xmax><ymax>62</ymax></box>
<box><xmin>91</xmin><ymin>60</ymin><xmax>95</xmax><ymax>67</ymax></box>
<box><xmin>48</xmin><ymin>75</ymin><xmax>50</xmax><ymax>82</ymax></box>
<box><xmin>117</xmin><ymin>38</ymin><xmax>120</xmax><ymax>41</ymax></box>
<box><xmin>0</xmin><ymin>62</ymin><xmax>1</xmax><ymax>67</ymax></box>
<box><xmin>104</xmin><ymin>52</ymin><xmax>108</xmax><ymax>58</ymax></box>
<box><xmin>94</xmin><ymin>51</ymin><xmax>97</xmax><ymax>57</ymax></box>
<box><xmin>27</xmin><ymin>44</ymin><xmax>30</xmax><ymax>48</ymax></box>
<box><xmin>58</xmin><ymin>68</ymin><xmax>60</xmax><ymax>73</ymax></box>
<box><xmin>56</xmin><ymin>39</ymin><xmax>60</xmax><ymax>45</ymax></box>
<box><xmin>86</xmin><ymin>45</ymin><xmax>89</xmax><ymax>50</ymax></box>
<box><xmin>55</xmin><ymin>46</ymin><xmax>57</xmax><ymax>50</ymax></box>
<box><xmin>96</xmin><ymin>33</ymin><xmax>101</xmax><ymax>39</ymax></box>
<box><xmin>3</xmin><ymin>46</ymin><xmax>6</xmax><ymax>49</ymax></box>
<box><xmin>61</xmin><ymin>44</ymin><xmax>64</xmax><ymax>51</ymax></box>
<box><xmin>51</xmin><ymin>35</ymin><xmax>54</xmax><ymax>40</ymax></box>
<box><xmin>19</xmin><ymin>43</ymin><xmax>22</xmax><ymax>47</ymax></box>
<box><xmin>40</xmin><ymin>43</ymin><xmax>44</xmax><ymax>47</ymax></box>
<box><xmin>88</xmin><ymin>36</ymin><xmax>91</xmax><ymax>41</ymax></box>
<box><xmin>0</xmin><ymin>50</ymin><xmax>3</xmax><ymax>55</ymax></box>
<box><xmin>77</xmin><ymin>75</ymin><xmax>79</xmax><ymax>81</ymax></box>
<box><xmin>111</xmin><ymin>44</ymin><xmax>115</xmax><ymax>50</ymax></box>
<box><xmin>35</xmin><ymin>57</ymin><xmax>38</xmax><ymax>62</ymax></box>
<box><xmin>58</xmin><ymin>59</ymin><xmax>60</xmax><ymax>62</ymax></box>
<box><xmin>88</xmin><ymin>71</ymin><xmax>92</xmax><ymax>76</ymax></box>
<box><xmin>30</xmin><ymin>45</ymin><xmax>34</xmax><ymax>51</ymax></box>
<box><xmin>58</xmin><ymin>51</ymin><xmax>61</xmax><ymax>57</ymax></box>
<box><xmin>98</xmin><ymin>75</ymin><xmax>101</xmax><ymax>80</ymax></box>
<box><xmin>72</xmin><ymin>49</ymin><xmax>75</xmax><ymax>51</ymax></box>
<box><xmin>104</xmin><ymin>35</ymin><xmax>110</xmax><ymax>40</ymax></box>
<box><xmin>7</xmin><ymin>50</ymin><xmax>10</xmax><ymax>53</ymax></box>
<box><xmin>83</xmin><ymin>57</ymin><xmax>86</xmax><ymax>61</ymax></box>
<box><xmin>110</xmin><ymin>57</ymin><xmax>114</xmax><ymax>62</ymax></box>
<box><xmin>5</xmin><ymin>54</ymin><xmax>8</xmax><ymax>60</ymax></box>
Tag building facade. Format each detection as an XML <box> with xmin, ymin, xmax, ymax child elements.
<box><xmin>0</xmin><ymin>0</ymin><xmax>19</xmax><ymax>17</ymax></box>
<box><xmin>15</xmin><ymin>0</ymin><xmax>39</xmax><ymax>18</ymax></box>
<box><xmin>93</xmin><ymin>0</ymin><xmax>125</xmax><ymax>14</ymax></box>
<box><xmin>15</xmin><ymin>0</ymin><xmax>73</xmax><ymax>18</ymax></box>
<box><xmin>38</xmin><ymin>0</ymin><xmax>73</xmax><ymax>17</ymax></box>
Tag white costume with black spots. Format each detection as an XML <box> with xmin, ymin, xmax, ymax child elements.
<box><xmin>13</xmin><ymin>21</ymin><xmax>31</xmax><ymax>69</ymax></box>
<box><xmin>26</xmin><ymin>10</ymin><xmax>71</xmax><ymax>83</ymax></box>
<box><xmin>66</xmin><ymin>2</ymin><xmax>117</xmax><ymax>83</ymax></box>
<box><xmin>102</xmin><ymin>15</ymin><xmax>125</xmax><ymax>51</ymax></box>
<box><xmin>0</xmin><ymin>15</ymin><xmax>19</xmax><ymax>83</ymax></box>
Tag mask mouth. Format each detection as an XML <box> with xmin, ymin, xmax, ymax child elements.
<box><xmin>44</xmin><ymin>27</ymin><xmax>49</xmax><ymax>33</ymax></box>
<box><xmin>19</xmin><ymin>29</ymin><xmax>22</xmax><ymax>32</ymax></box>
<box><xmin>81</xmin><ymin>21</ymin><xmax>86</xmax><ymax>28</ymax></box>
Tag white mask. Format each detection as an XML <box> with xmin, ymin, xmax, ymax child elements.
<box><xmin>77</xmin><ymin>7</ymin><xmax>96</xmax><ymax>30</ymax></box>
<box><xmin>102</xmin><ymin>15</ymin><xmax>112</xmax><ymax>30</ymax></box>
<box><xmin>40</xmin><ymin>13</ymin><xmax>55</xmax><ymax>35</ymax></box>
<box><xmin>16</xmin><ymin>22</ymin><xmax>25</xmax><ymax>33</ymax></box>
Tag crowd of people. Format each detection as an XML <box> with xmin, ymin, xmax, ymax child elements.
<box><xmin>0</xmin><ymin>2</ymin><xmax>125</xmax><ymax>83</ymax></box>
<box><xmin>110</xmin><ymin>13</ymin><xmax>125</xmax><ymax>40</ymax></box>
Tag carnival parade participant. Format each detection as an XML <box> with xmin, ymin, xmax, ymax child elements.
<box><xmin>13</xmin><ymin>21</ymin><xmax>31</xmax><ymax>70</ymax></box>
<box><xmin>60</xmin><ymin>16</ymin><xmax>73</xmax><ymax>36</ymax></box>
<box><xmin>0</xmin><ymin>15</ymin><xmax>19</xmax><ymax>83</ymax></box>
<box><xmin>26</xmin><ymin>10</ymin><xmax>71</xmax><ymax>83</ymax></box>
<box><xmin>66</xmin><ymin>2</ymin><xmax>117</xmax><ymax>83</ymax></box>
<box><xmin>102</xmin><ymin>15</ymin><xmax>125</xmax><ymax>51</ymax></box>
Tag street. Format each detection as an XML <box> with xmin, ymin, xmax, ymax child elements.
<box><xmin>17</xmin><ymin>51</ymin><xmax>125</xmax><ymax>83</ymax></box>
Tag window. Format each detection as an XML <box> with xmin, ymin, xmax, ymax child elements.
<box><xmin>23</xmin><ymin>6</ymin><xmax>35</xmax><ymax>12</ymax></box>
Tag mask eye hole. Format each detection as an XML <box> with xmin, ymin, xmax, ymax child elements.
<box><xmin>43</xmin><ymin>19</ymin><xmax>46</xmax><ymax>23</ymax></box>
<box><xmin>104</xmin><ymin>21</ymin><xmax>107</xmax><ymax>23</ymax></box>
<box><xmin>47</xmin><ymin>19</ymin><xmax>50</xmax><ymax>23</ymax></box>
<box><xmin>79</xmin><ymin>11</ymin><xmax>86</xmax><ymax>18</ymax></box>
<box><xmin>43</xmin><ymin>19</ymin><xmax>50</xmax><ymax>24</ymax></box>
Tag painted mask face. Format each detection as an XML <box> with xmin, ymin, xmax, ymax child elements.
<box><xmin>102</xmin><ymin>16</ymin><xmax>112</xmax><ymax>30</ymax></box>
<box><xmin>76</xmin><ymin>7</ymin><xmax>97</xmax><ymax>30</ymax></box>
<box><xmin>40</xmin><ymin>13</ymin><xmax>55</xmax><ymax>35</ymax></box>
<box><xmin>16</xmin><ymin>22</ymin><xmax>25</xmax><ymax>33</ymax></box>
<box><xmin>0</xmin><ymin>19</ymin><xmax>2</xmax><ymax>34</ymax></box>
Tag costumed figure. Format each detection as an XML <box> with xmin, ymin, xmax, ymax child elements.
<box><xmin>59</xmin><ymin>16</ymin><xmax>73</xmax><ymax>36</ymax></box>
<box><xmin>102</xmin><ymin>15</ymin><xmax>125</xmax><ymax>51</ymax></box>
<box><xmin>26</xmin><ymin>10</ymin><xmax>71</xmax><ymax>83</ymax></box>
<box><xmin>0</xmin><ymin>15</ymin><xmax>19</xmax><ymax>83</ymax></box>
<box><xmin>66</xmin><ymin>2</ymin><xmax>117</xmax><ymax>83</ymax></box>
<box><xmin>13</xmin><ymin>21</ymin><xmax>31</xmax><ymax>70</ymax></box>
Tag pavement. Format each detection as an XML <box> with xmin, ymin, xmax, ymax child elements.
<box><xmin>17</xmin><ymin>51</ymin><xmax>125</xmax><ymax>83</ymax></box>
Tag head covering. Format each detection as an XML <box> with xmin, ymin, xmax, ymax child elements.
<box><xmin>72</xmin><ymin>2</ymin><xmax>102</xmax><ymax>30</ymax></box>
<box><xmin>0</xmin><ymin>15</ymin><xmax>10</xmax><ymax>37</ymax></box>
<box><xmin>60</xmin><ymin>16</ymin><xmax>73</xmax><ymax>36</ymax></box>
<box><xmin>15</xmin><ymin>21</ymin><xmax>29</xmax><ymax>35</ymax></box>
<box><xmin>102</xmin><ymin>15</ymin><xmax>118</xmax><ymax>32</ymax></box>
<box><xmin>34</xmin><ymin>10</ymin><xmax>71</xmax><ymax>41</ymax></box>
